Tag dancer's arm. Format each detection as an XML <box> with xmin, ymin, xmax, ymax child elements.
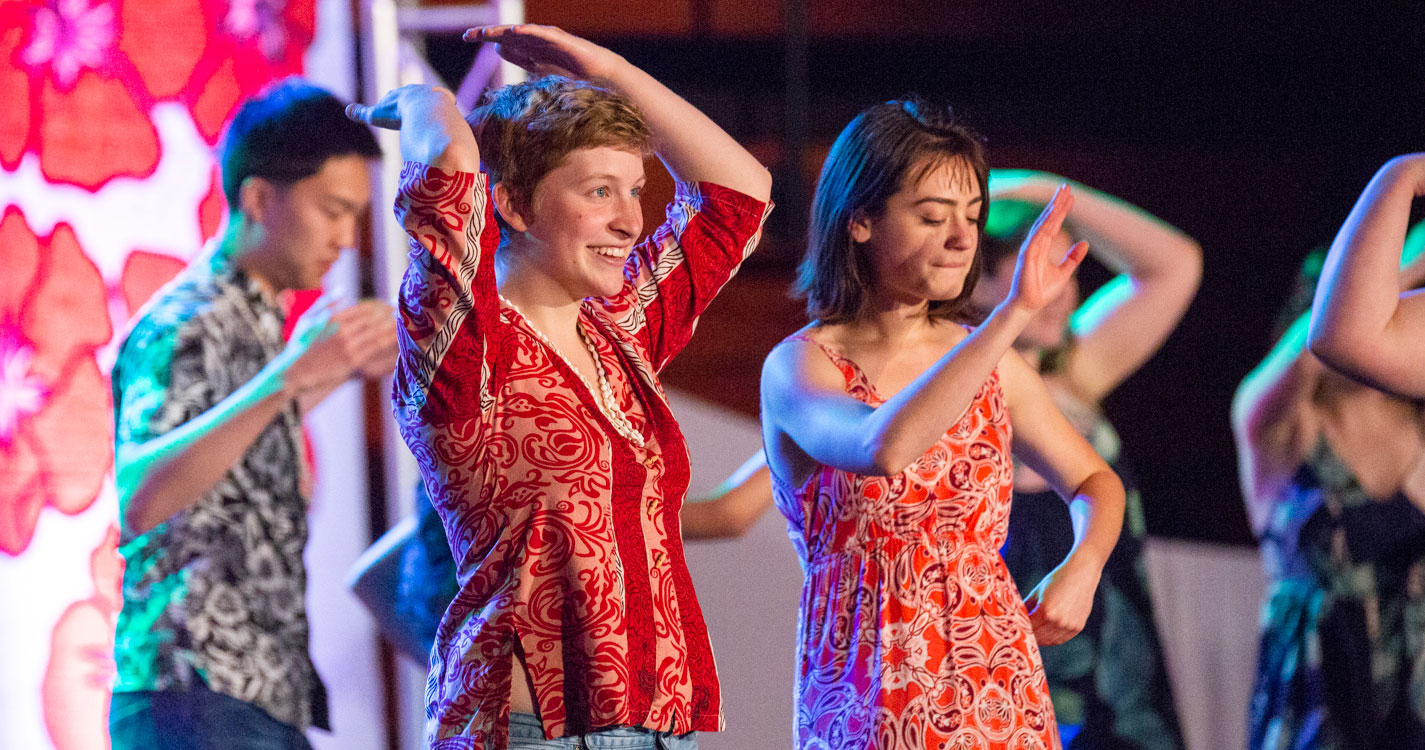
<box><xmin>1310</xmin><ymin>154</ymin><xmax>1425</xmax><ymax>396</ymax></box>
<box><xmin>465</xmin><ymin>25</ymin><xmax>771</xmax><ymax>202</ymax></box>
<box><xmin>1231</xmin><ymin>315</ymin><xmax>1321</xmax><ymax>536</ymax></box>
<box><xmin>1001</xmin><ymin>351</ymin><xmax>1125</xmax><ymax>646</ymax></box>
<box><xmin>992</xmin><ymin>170</ymin><xmax>1201</xmax><ymax>401</ymax></box>
<box><xmin>117</xmin><ymin>299</ymin><xmax>396</xmax><ymax>534</ymax></box>
<box><xmin>346</xmin><ymin>517</ymin><xmax>433</xmax><ymax>664</ymax></box>
<box><xmin>681</xmin><ymin>452</ymin><xmax>775</xmax><ymax>540</ymax></box>
<box><xmin>763</xmin><ymin>187</ymin><xmax>1087</xmax><ymax>477</ymax></box>
<box><xmin>347</xmin><ymin>85</ymin><xmax>477</xmax><ymax>174</ymax></box>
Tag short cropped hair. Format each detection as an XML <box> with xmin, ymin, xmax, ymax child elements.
<box><xmin>796</xmin><ymin>99</ymin><xmax>989</xmax><ymax>324</ymax></box>
<box><xmin>218</xmin><ymin>77</ymin><xmax>382</xmax><ymax>209</ymax></box>
<box><xmin>466</xmin><ymin>75</ymin><xmax>652</xmax><ymax>230</ymax></box>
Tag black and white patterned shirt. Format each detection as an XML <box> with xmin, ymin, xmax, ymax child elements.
<box><xmin>111</xmin><ymin>247</ymin><xmax>328</xmax><ymax>731</ymax></box>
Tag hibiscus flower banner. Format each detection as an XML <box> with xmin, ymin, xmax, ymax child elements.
<box><xmin>0</xmin><ymin>1</ymin><xmax>317</xmax><ymax>747</ymax></box>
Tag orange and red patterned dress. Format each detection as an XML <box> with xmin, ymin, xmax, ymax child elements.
<box><xmin>771</xmin><ymin>334</ymin><xmax>1061</xmax><ymax>750</ymax></box>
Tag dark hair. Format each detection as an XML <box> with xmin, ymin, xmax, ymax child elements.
<box><xmin>466</xmin><ymin>75</ymin><xmax>651</xmax><ymax>235</ymax></box>
<box><xmin>796</xmin><ymin>99</ymin><xmax>989</xmax><ymax>324</ymax></box>
<box><xmin>218</xmin><ymin>77</ymin><xmax>382</xmax><ymax>209</ymax></box>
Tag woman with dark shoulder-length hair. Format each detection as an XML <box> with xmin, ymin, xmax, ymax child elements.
<box><xmin>760</xmin><ymin>99</ymin><xmax>1125</xmax><ymax>750</ymax></box>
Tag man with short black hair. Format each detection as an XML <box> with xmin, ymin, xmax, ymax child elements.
<box><xmin>108</xmin><ymin>78</ymin><xmax>396</xmax><ymax>750</ymax></box>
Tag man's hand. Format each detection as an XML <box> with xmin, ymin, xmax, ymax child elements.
<box><xmin>281</xmin><ymin>298</ymin><xmax>398</xmax><ymax>409</ymax></box>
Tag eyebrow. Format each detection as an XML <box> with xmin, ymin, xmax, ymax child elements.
<box><xmin>914</xmin><ymin>196</ymin><xmax>983</xmax><ymax>207</ymax></box>
<box><xmin>325</xmin><ymin>196</ymin><xmax>364</xmax><ymax>212</ymax></box>
<box><xmin>580</xmin><ymin>173</ymin><xmax>647</xmax><ymax>184</ymax></box>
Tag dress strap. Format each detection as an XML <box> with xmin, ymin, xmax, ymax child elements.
<box><xmin>783</xmin><ymin>333</ymin><xmax>882</xmax><ymax>404</ymax></box>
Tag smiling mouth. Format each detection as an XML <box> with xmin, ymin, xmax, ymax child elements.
<box><xmin>590</xmin><ymin>246</ymin><xmax>629</xmax><ymax>261</ymax></box>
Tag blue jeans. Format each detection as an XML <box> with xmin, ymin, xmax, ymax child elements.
<box><xmin>109</xmin><ymin>685</ymin><xmax>313</xmax><ymax>750</ymax></box>
<box><xmin>507</xmin><ymin>712</ymin><xmax>698</xmax><ymax>749</ymax></box>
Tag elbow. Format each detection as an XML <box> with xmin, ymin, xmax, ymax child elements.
<box><xmin>864</xmin><ymin>434</ymin><xmax>916</xmax><ymax>478</ymax></box>
<box><xmin>1180</xmin><ymin>240</ymin><xmax>1204</xmax><ymax>289</ymax></box>
<box><xmin>749</xmin><ymin>169</ymin><xmax>773</xmax><ymax>204</ymax></box>
<box><xmin>117</xmin><ymin>469</ymin><xmax>175</xmax><ymax>536</ymax></box>
<box><xmin>1305</xmin><ymin>318</ymin><xmax>1356</xmax><ymax>373</ymax></box>
<box><xmin>120</xmin><ymin>492</ymin><xmax>160</xmax><ymax>536</ymax></box>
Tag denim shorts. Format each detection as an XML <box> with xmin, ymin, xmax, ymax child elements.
<box><xmin>109</xmin><ymin>684</ymin><xmax>313</xmax><ymax>750</ymax></box>
<box><xmin>507</xmin><ymin>712</ymin><xmax>698</xmax><ymax>749</ymax></box>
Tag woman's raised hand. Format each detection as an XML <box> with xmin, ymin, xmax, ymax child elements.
<box><xmin>463</xmin><ymin>24</ymin><xmax>620</xmax><ymax>82</ymax></box>
<box><xmin>1006</xmin><ymin>184</ymin><xmax>1089</xmax><ymax>313</ymax></box>
<box><xmin>345</xmin><ymin>84</ymin><xmax>457</xmax><ymax>131</ymax></box>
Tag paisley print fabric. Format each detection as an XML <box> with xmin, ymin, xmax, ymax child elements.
<box><xmin>391</xmin><ymin>162</ymin><xmax>770</xmax><ymax>749</ymax></box>
<box><xmin>771</xmin><ymin>334</ymin><xmax>1059</xmax><ymax>750</ymax></box>
<box><xmin>110</xmin><ymin>247</ymin><xmax>326</xmax><ymax>731</ymax></box>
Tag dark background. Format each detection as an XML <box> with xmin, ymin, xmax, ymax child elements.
<box><xmin>423</xmin><ymin>0</ymin><xmax>1425</xmax><ymax>546</ymax></box>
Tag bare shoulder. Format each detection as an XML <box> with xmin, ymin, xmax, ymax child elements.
<box><xmin>993</xmin><ymin>347</ymin><xmax>1045</xmax><ymax>404</ymax></box>
<box><xmin>762</xmin><ymin>322</ymin><xmax>840</xmax><ymax>393</ymax></box>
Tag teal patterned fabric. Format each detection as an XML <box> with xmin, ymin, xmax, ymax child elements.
<box><xmin>1249</xmin><ymin>439</ymin><xmax>1425</xmax><ymax>750</ymax></box>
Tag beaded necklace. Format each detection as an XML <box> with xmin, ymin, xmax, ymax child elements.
<box><xmin>499</xmin><ymin>295</ymin><xmax>646</xmax><ymax>447</ymax></box>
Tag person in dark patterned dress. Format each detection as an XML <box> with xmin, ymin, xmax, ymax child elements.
<box><xmin>109</xmin><ymin>79</ymin><xmax>397</xmax><ymax>750</ymax></box>
<box><xmin>968</xmin><ymin>172</ymin><xmax>1199</xmax><ymax>749</ymax></box>
<box><xmin>1236</xmin><ymin>246</ymin><xmax>1425</xmax><ymax>750</ymax></box>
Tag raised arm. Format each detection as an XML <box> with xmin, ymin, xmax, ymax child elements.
<box><xmin>117</xmin><ymin>299</ymin><xmax>396</xmax><ymax>535</ymax></box>
<box><xmin>999</xmin><ymin>350</ymin><xmax>1125</xmax><ymax>646</ymax></box>
<box><xmin>764</xmin><ymin>188</ymin><xmax>1088</xmax><ymax>480</ymax></box>
<box><xmin>347</xmin><ymin>85</ymin><xmax>477</xmax><ymax>174</ymax></box>
<box><xmin>1310</xmin><ymin>154</ymin><xmax>1425</xmax><ymax>397</ymax></box>
<box><xmin>1230</xmin><ymin>314</ymin><xmax>1324</xmax><ymax>536</ymax></box>
<box><xmin>991</xmin><ymin>170</ymin><xmax>1201</xmax><ymax>401</ymax></box>
<box><xmin>680</xmin><ymin>452</ymin><xmax>774</xmax><ymax>540</ymax></box>
<box><xmin>465</xmin><ymin>25</ymin><xmax>771</xmax><ymax>202</ymax></box>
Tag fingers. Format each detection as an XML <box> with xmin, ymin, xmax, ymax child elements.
<box><xmin>1058</xmin><ymin>240</ymin><xmax>1090</xmax><ymax>271</ymax></box>
<box><xmin>463</xmin><ymin>24</ymin><xmax>580</xmax><ymax>78</ymax></box>
<box><xmin>462</xmin><ymin>24</ymin><xmax>513</xmax><ymax>43</ymax></box>
<box><xmin>345</xmin><ymin>102</ymin><xmax>400</xmax><ymax>131</ymax></box>
<box><xmin>1026</xmin><ymin>184</ymin><xmax>1073</xmax><ymax>247</ymax></box>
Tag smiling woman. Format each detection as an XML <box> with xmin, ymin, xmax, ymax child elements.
<box><xmin>346</xmin><ymin>23</ymin><xmax>772</xmax><ymax>750</ymax></box>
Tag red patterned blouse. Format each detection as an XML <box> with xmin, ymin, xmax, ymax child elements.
<box><xmin>391</xmin><ymin>162</ymin><xmax>771</xmax><ymax>749</ymax></box>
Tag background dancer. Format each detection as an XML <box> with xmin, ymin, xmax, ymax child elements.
<box><xmin>109</xmin><ymin>79</ymin><xmax>396</xmax><ymax>750</ymax></box>
<box><xmin>970</xmin><ymin>170</ymin><xmax>1200</xmax><ymax>749</ymax></box>
<box><xmin>1235</xmin><ymin>245</ymin><xmax>1425</xmax><ymax>750</ymax></box>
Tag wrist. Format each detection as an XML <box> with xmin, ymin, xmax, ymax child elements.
<box><xmin>991</xmin><ymin>298</ymin><xmax>1040</xmax><ymax>328</ymax></box>
<box><xmin>586</xmin><ymin>51</ymin><xmax>637</xmax><ymax>91</ymax></box>
<box><xmin>1381</xmin><ymin>155</ymin><xmax>1425</xmax><ymax>193</ymax></box>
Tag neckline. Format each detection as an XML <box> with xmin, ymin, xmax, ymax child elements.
<box><xmin>499</xmin><ymin>296</ymin><xmax>648</xmax><ymax>447</ymax></box>
<box><xmin>789</xmin><ymin>332</ymin><xmax>886</xmax><ymax>404</ymax></box>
